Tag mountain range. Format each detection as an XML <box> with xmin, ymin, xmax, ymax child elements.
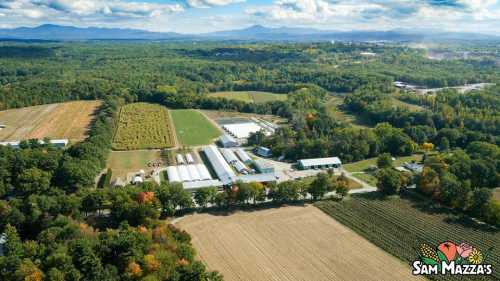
<box><xmin>0</xmin><ymin>24</ymin><xmax>498</xmax><ymax>42</ymax></box>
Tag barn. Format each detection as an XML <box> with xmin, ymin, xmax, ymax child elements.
<box><xmin>298</xmin><ymin>157</ymin><xmax>342</xmax><ymax>170</ymax></box>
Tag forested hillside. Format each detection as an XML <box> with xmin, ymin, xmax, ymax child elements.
<box><xmin>0</xmin><ymin>41</ymin><xmax>499</xmax><ymax>280</ymax></box>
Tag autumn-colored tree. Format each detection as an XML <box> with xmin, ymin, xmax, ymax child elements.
<box><xmin>137</xmin><ymin>192</ymin><xmax>156</xmax><ymax>204</ymax></box>
<box><xmin>127</xmin><ymin>262</ymin><xmax>142</xmax><ymax>278</ymax></box>
<box><xmin>421</xmin><ymin>142</ymin><xmax>434</xmax><ymax>152</ymax></box>
<box><xmin>15</xmin><ymin>259</ymin><xmax>43</xmax><ymax>281</ymax></box>
<box><xmin>144</xmin><ymin>254</ymin><xmax>160</xmax><ymax>272</ymax></box>
<box><xmin>417</xmin><ymin>167</ymin><xmax>441</xmax><ymax>198</ymax></box>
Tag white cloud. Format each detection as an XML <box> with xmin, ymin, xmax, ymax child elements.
<box><xmin>247</xmin><ymin>0</ymin><xmax>500</xmax><ymax>33</ymax></box>
<box><xmin>35</xmin><ymin>0</ymin><xmax>183</xmax><ymax>17</ymax></box>
<box><xmin>185</xmin><ymin>0</ymin><xmax>245</xmax><ymax>9</ymax></box>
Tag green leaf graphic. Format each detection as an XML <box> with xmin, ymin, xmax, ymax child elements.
<box><xmin>423</xmin><ymin>257</ymin><xmax>438</xmax><ymax>266</ymax></box>
<box><xmin>437</xmin><ymin>250</ymin><xmax>448</xmax><ymax>262</ymax></box>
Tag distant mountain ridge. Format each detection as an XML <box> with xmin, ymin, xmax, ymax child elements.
<box><xmin>0</xmin><ymin>24</ymin><xmax>498</xmax><ymax>42</ymax></box>
<box><xmin>0</xmin><ymin>24</ymin><xmax>188</xmax><ymax>40</ymax></box>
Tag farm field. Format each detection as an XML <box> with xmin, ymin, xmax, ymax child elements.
<box><xmin>107</xmin><ymin>150</ymin><xmax>164</xmax><ymax>180</ymax></box>
<box><xmin>177</xmin><ymin>205</ymin><xmax>423</xmax><ymax>281</ymax></box>
<box><xmin>0</xmin><ymin>100</ymin><xmax>100</xmax><ymax>142</ymax></box>
<box><xmin>208</xmin><ymin>91</ymin><xmax>287</xmax><ymax>103</ymax></box>
<box><xmin>170</xmin><ymin>109</ymin><xmax>221</xmax><ymax>146</ymax></box>
<box><xmin>316</xmin><ymin>193</ymin><xmax>500</xmax><ymax>281</ymax></box>
<box><xmin>112</xmin><ymin>103</ymin><xmax>175</xmax><ymax>150</ymax></box>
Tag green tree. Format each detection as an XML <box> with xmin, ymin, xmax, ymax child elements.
<box><xmin>376</xmin><ymin>168</ymin><xmax>402</xmax><ymax>195</ymax></box>
<box><xmin>377</xmin><ymin>153</ymin><xmax>393</xmax><ymax>169</ymax></box>
<box><xmin>17</xmin><ymin>168</ymin><xmax>51</xmax><ymax>196</ymax></box>
<box><xmin>308</xmin><ymin>173</ymin><xmax>332</xmax><ymax>200</ymax></box>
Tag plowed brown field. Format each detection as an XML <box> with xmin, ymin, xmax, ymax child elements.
<box><xmin>0</xmin><ymin>101</ymin><xmax>100</xmax><ymax>142</ymax></box>
<box><xmin>177</xmin><ymin>205</ymin><xmax>424</xmax><ymax>281</ymax></box>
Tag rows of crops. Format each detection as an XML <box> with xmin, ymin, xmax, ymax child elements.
<box><xmin>315</xmin><ymin>193</ymin><xmax>499</xmax><ymax>281</ymax></box>
<box><xmin>112</xmin><ymin>103</ymin><xmax>175</xmax><ymax>150</ymax></box>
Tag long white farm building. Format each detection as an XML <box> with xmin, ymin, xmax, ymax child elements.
<box><xmin>203</xmin><ymin>145</ymin><xmax>236</xmax><ymax>185</ymax></box>
<box><xmin>298</xmin><ymin>157</ymin><xmax>342</xmax><ymax>170</ymax></box>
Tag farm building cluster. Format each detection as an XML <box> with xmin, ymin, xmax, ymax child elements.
<box><xmin>165</xmin><ymin>145</ymin><xmax>277</xmax><ymax>190</ymax></box>
<box><xmin>218</xmin><ymin>117</ymin><xmax>278</xmax><ymax>145</ymax></box>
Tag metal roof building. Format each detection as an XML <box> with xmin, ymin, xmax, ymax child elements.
<box><xmin>256</xmin><ymin>146</ymin><xmax>272</xmax><ymax>157</ymax></box>
<box><xmin>178</xmin><ymin>165</ymin><xmax>191</xmax><ymax>182</ymax></box>
<box><xmin>236</xmin><ymin>173</ymin><xmax>277</xmax><ymax>183</ymax></box>
<box><xmin>254</xmin><ymin>159</ymin><xmax>275</xmax><ymax>174</ymax></box>
<box><xmin>176</xmin><ymin>154</ymin><xmax>186</xmax><ymax>165</ymax></box>
<box><xmin>183</xmin><ymin>179</ymin><xmax>223</xmax><ymax>190</ymax></box>
<box><xmin>219</xmin><ymin>134</ymin><xmax>239</xmax><ymax>148</ymax></box>
<box><xmin>185</xmin><ymin>153</ymin><xmax>195</xmax><ymax>164</ymax></box>
<box><xmin>0</xmin><ymin>139</ymin><xmax>69</xmax><ymax>149</ymax></box>
<box><xmin>187</xmin><ymin>164</ymin><xmax>201</xmax><ymax>181</ymax></box>
<box><xmin>221</xmin><ymin>148</ymin><xmax>239</xmax><ymax>164</ymax></box>
<box><xmin>236</xmin><ymin>148</ymin><xmax>252</xmax><ymax>164</ymax></box>
<box><xmin>203</xmin><ymin>145</ymin><xmax>236</xmax><ymax>185</ymax></box>
<box><xmin>298</xmin><ymin>157</ymin><xmax>342</xmax><ymax>170</ymax></box>
<box><xmin>234</xmin><ymin>160</ymin><xmax>249</xmax><ymax>174</ymax></box>
<box><xmin>196</xmin><ymin>164</ymin><xmax>212</xmax><ymax>180</ymax></box>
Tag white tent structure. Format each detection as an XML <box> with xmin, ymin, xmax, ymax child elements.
<box><xmin>196</xmin><ymin>164</ymin><xmax>212</xmax><ymax>180</ymax></box>
<box><xmin>185</xmin><ymin>153</ymin><xmax>195</xmax><ymax>164</ymax></box>
<box><xmin>166</xmin><ymin>166</ymin><xmax>181</xmax><ymax>183</ymax></box>
<box><xmin>222</xmin><ymin>122</ymin><xmax>265</xmax><ymax>139</ymax></box>
<box><xmin>187</xmin><ymin>164</ymin><xmax>201</xmax><ymax>181</ymax></box>
<box><xmin>177</xmin><ymin>165</ymin><xmax>191</xmax><ymax>182</ymax></box>
<box><xmin>176</xmin><ymin>154</ymin><xmax>186</xmax><ymax>165</ymax></box>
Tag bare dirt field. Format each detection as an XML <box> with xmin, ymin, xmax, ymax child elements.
<box><xmin>177</xmin><ymin>205</ymin><xmax>423</xmax><ymax>281</ymax></box>
<box><xmin>0</xmin><ymin>100</ymin><xmax>101</xmax><ymax>142</ymax></box>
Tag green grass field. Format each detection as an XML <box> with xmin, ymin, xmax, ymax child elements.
<box><xmin>107</xmin><ymin>150</ymin><xmax>164</xmax><ymax>180</ymax></box>
<box><xmin>112</xmin><ymin>103</ymin><xmax>175</xmax><ymax>150</ymax></box>
<box><xmin>208</xmin><ymin>91</ymin><xmax>287</xmax><ymax>103</ymax></box>
<box><xmin>316</xmin><ymin>193</ymin><xmax>500</xmax><ymax>281</ymax></box>
<box><xmin>170</xmin><ymin>109</ymin><xmax>222</xmax><ymax>146</ymax></box>
<box><xmin>325</xmin><ymin>95</ymin><xmax>372</xmax><ymax>128</ymax></box>
<box><xmin>344</xmin><ymin>154</ymin><xmax>423</xmax><ymax>186</ymax></box>
<box><xmin>391</xmin><ymin>97</ymin><xmax>426</xmax><ymax>112</ymax></box>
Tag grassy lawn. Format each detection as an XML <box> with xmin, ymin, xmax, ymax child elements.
<box><xmin>344</xmin><ymin>154</ymin><xmax>423</xmax><ymax>186</ymax></box>
<box><xmin>107</xmin><ymin>150</ymin><xmax>164</xmax><ymax>180</ymax></box>
<box><xmin>391</xmin><ymin>97</ymin><xmax>426</xmax><ymax>112</ymax></box>
<box><xmin>344</xmin><ymin>154</ymin><xmax>423</xmax><ymax>173</ymax></box>
<box><xmin>316</xmin><ymin>193</ymin><xmax>500</xmax><ymax>281</ymax></box>
<box><xmin>208</xmin><ymin>91</ymin><xmax>287</xmax><ymax>103</ymax></box>
<box><xmin>170</xmin><ymin>109</ymin><xmax>222</xmax><ymax>146</ymax></box>
<box><xmin>325</xmin><ymin>95</ymin><xmax>371</xmax><ymax>129</ymax></box>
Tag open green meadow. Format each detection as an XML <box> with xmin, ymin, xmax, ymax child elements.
<box><xmin>208</xmin><ymin>91</ymin><xmax>287</xmax><ymax>103</ymax></box>
<box><xmin>316</xmin><ymin>192</ymin><xmax>500</xmax><ymax>281</ymax></box>
<box><xmin>170</xmin><ymin>109</ymin><xmax>222</xmax><ymax>146</ymax></box>
<box><xmin>112</xmin><ymin>103</ymin><xmax>175</xmax><ymax>150</ymax></box>
<box><xmin>344</xmin><ymin>154</ymin><xmax>423</xmax><ymax>186</ymax></box>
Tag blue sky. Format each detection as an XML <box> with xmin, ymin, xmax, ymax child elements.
<box><xmin>0</xmin><ymin>0</ymin><xmax>499</xmax><ymax>34</ymax></box>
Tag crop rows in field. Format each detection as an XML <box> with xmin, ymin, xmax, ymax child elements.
<box><xmin>315</xmin><ymin>193</ymin><xmax>499</xmax><ymax>281</ymax></box>
<box><xmin>112</xmin><ymin>103</ymin><xmax>175</xmax><ymax>150</ymax></box>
